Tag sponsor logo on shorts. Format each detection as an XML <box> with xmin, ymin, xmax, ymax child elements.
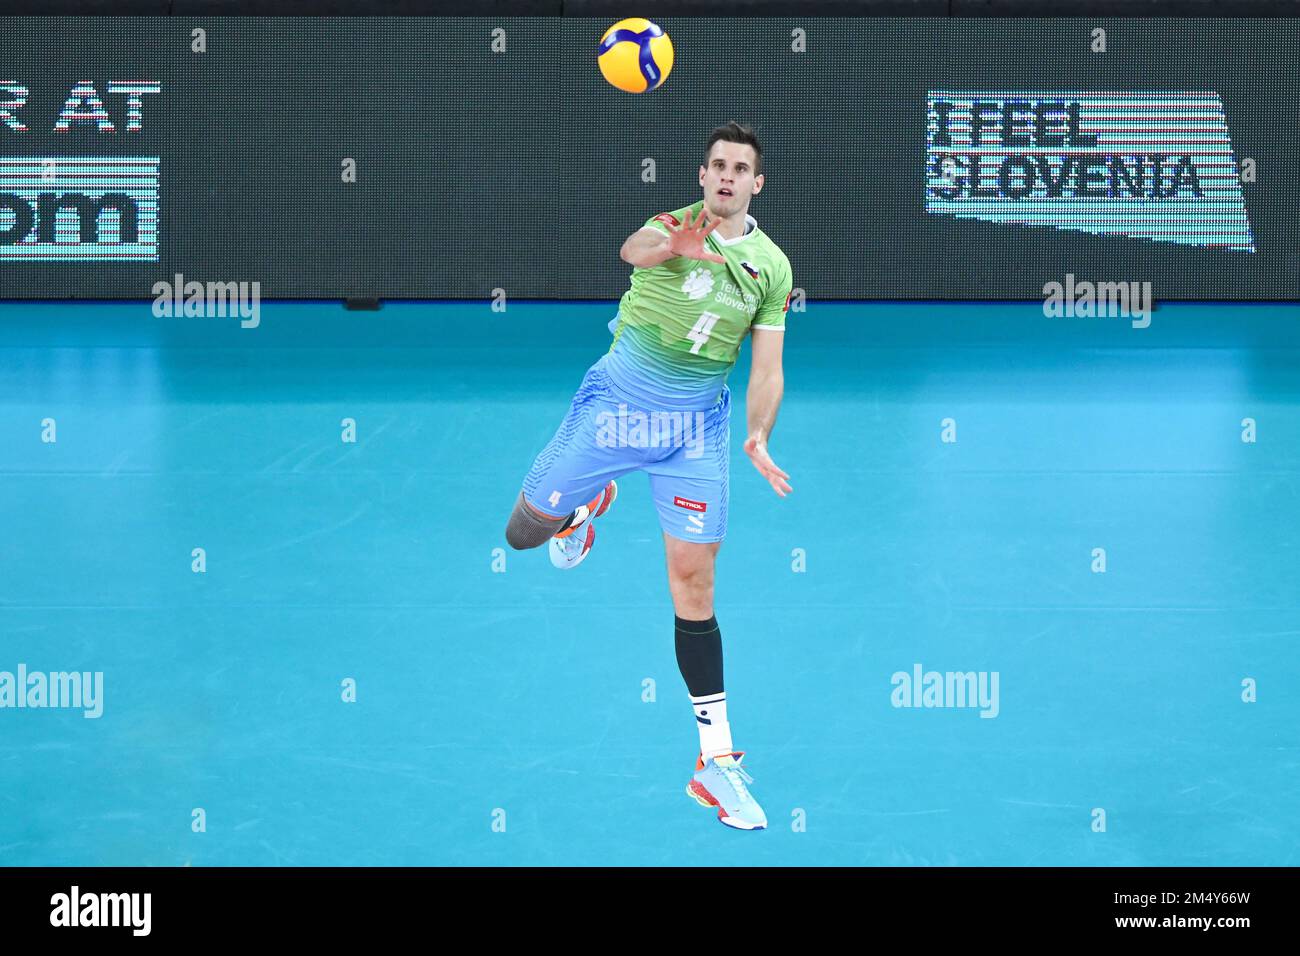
<box><xmin>685</xmin><ymin>515</ymin><xmax>705</xmax><ymax>534</ymax></box>
<box><xmin>673</xmin><ymin>496</ymin><xmax>707</xmax><ymax>512</ymax></box>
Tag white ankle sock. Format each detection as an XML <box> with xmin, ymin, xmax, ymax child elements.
<box><xmin>690</xmin><ymin>692</ymin><xmax>733</xmax><ymax>759</ymax></box>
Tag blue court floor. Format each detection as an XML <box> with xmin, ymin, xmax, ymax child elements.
<box><xmin>1</xmin><ymin>299</ymin><xmax>1297</xmax><ymax>866</ymax></box>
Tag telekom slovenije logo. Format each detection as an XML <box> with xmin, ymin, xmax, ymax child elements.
<box><xmin>926</xmin><ymin>91</ymin><xmax>1255</xmax><ymax>252</ymax></box>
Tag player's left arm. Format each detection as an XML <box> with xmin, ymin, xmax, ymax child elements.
<box><xmin>743</xmin><ymin>258</ymin><xmax>793</xmax><ymax>497</ymax></box>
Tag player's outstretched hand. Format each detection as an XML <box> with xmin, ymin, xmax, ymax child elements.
<box><xmin>743</xmin><ymin>435</ymin><xmax>791</xmax><ymax>497</ymax></box>
<box><xmin>667</xmin><ymin>207</ymin><xmax>727</xmax><ymax>264</ymax></box>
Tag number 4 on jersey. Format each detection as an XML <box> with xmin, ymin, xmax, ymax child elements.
<box><xmin>687</xmin><ymin>311</ymin><xmax>721</xmax><ymax>355</ymax></box>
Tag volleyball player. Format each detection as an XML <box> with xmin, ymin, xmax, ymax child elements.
<box><xmin>504</xmin><ymin>122</ymin><xmax>793</xmax><ymax>830</ymax></box>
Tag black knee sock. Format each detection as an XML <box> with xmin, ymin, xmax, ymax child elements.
<box><xmin>674</xmin><ymin>614</ymin><xmax>723</xmax><ymax>697</ymax></box>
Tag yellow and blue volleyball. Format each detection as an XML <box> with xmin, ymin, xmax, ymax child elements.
<box><xmin>597</xmin><ymin>18</ymin><xmax>673</xmax><ymax>93</ymax></box>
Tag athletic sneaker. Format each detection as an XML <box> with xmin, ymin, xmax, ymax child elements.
<box><xmin>548</xmin><ymin>480</ymin><xmax>618</xmax><ymax>570</ymax></box>
<box><xmin>687</xmin><ymin>751</ymin><xmax>767</xmax><ymax>831</ymax></box>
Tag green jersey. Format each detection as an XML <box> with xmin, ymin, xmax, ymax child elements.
<box><xmin>604</xmin><ymin>199</ymin><xmax>792</xmax><ymax>410</ymax></box>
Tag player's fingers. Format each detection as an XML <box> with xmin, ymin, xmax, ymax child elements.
<box><xmin>758</xmin><ymin>455</ymin><xmax>790</xmax><ymax>483</ymax></box>
<box><xmin>764</xmin><ymin>461</ymin><xmax>789</xmax><ymax>484</ymax></box>
<box><xmin>754</xmin><ymin>448</ymin><xmax>784</xmax><ymax>476</ymax></box>
<box><xmin>702</xmin><ymin>217</ymin><xmax>721</xmax><ymax>236</ymax></box>
<box><xmin>705</xmin><ymin>252</ymin><xmax>726</xmax><ymax>264</ymax></box>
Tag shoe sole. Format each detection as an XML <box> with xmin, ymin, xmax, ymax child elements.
<box><xmin>685</xmin><ymin>781</ymin><xmax>766</xmax><ymax>831</ymax></box>
<box><xmin>548</xmin><ymin>481</ymin><xmax>617</xmax><ymax>571</ymax></box>
<box><xmin>593</xmin><ymin>480</ymin><xmax>618</xmax><ymax>518</ymax></box>
<box><xmin>549</xmin><ymin>521</ymin><xmax>595</xmax><ymax>570</ymax></box>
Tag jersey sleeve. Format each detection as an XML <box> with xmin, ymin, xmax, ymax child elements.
<box><xmin>751</xmin><ymin>254</ymin><xmax>793</xmax><ymax>331</ymax></box>
<box><xmin>642</xmin><ymin>210</ymin><xmax>683</xmax><ymax>237</ymax></box>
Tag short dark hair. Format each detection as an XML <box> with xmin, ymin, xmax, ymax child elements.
<box><xmin>704</xmin><ymin>121</ymin><xmax>763</xmax><ymax>178</ymax></box>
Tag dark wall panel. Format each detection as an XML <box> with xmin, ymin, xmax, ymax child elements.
<box><xmin>0</xmin><ymin>17</ymin><xmax>1295</xmax><ymax>299</ymax></box>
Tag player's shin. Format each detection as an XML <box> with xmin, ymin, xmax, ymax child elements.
<box><xmin>674</xmin><ymin>614</ymin><xmax>733</xmax><ymax>759</ymax></box>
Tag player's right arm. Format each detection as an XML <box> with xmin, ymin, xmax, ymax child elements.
<box><xmin>620</xmin><ymin>226</ymin><xmax>676</xmax><ymax>268</ymax></box>
<box><xmin>620</xmin><ymin>207</ymin><xmax>726</xmax><ymax>268</ymax></box>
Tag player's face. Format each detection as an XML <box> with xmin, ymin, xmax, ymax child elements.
<box><xmin>700</xmin><ymin>142</ymin><xmax>763</xmax><ymax>218</ymax></box>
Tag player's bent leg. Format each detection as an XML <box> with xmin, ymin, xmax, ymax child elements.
<box><xmin>508</xmin><ymin>360</ymin><xmax>631</xmax><ymax>561</ymax></box>
<box><xmin>504</xmin><ymin>492</ymin><xmax>570</xmax><ymax>550</ymax></box>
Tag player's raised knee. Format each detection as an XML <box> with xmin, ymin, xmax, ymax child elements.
<box><xmin>505</xmin><ymin>493</ymin><xmax>565</xmax><ymax>550</ymax></box>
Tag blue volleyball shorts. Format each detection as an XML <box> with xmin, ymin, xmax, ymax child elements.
<box><xmin>520</xmin><ymin>358</ymin><xmax>731</xmax><ymax>544</ymax></box>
